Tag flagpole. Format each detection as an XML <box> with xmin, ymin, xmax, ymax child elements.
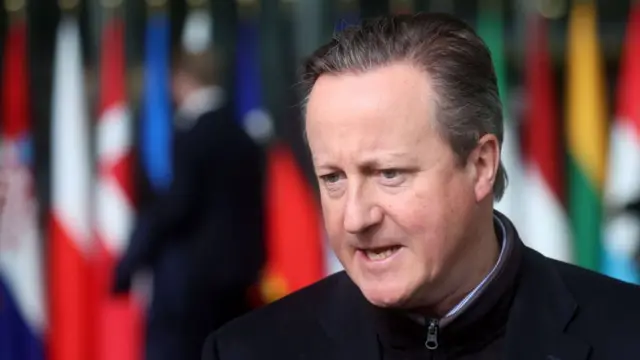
<box><xmin>337</xmin><ymin>0</ymin><xmax>359</xmax><ymax>15</ymax></box>
<box><xmin>428</xmin><ymin>0</ymin><xmax>454</xmax><ymax>13</ymax></box>
<box><xmin>392</xmin><ymin>0</ymin><xmax>414</xmax><ymax>14</ymax></box>
<box><xmin>4</xmin><ymin>0</ymin><xmax>25</xmax><ymax>14</ymax></box>
<box><xmin>4</xmin><ymin>0</ymin><xmax>25</xmax><ymax>34</ymax></box>
<box><xmin>147</xmin><ymin>0</ymin><xmax>167</xmax><ymax>11</ymax></box>
<box><xmin>59</xmin><ymin>0</ymin><xmax>79</xmax><ymax>12</ymax></box>
<box><xmin>293</xmin><ymin>0</ymin><xmax>322</xmax><ymax>64</ymax></box>
<box><xmin>101</xmin><ymin>0</ymin><xmax>122</xmax><ymax>10</ymax></box>
<box><xmin>101</xmin><ymin>0</ymin><xmax>124</xmax><ymax>26</ymax></box>
<box><xmin>238</xmin><ymin>0</ymin><xmax>259</xmax><ymax>20</ymax></box>
<box><xmin>187</xmin><ymin>0</ymin><xmax>207</xmax><ymax>8</ymax></box>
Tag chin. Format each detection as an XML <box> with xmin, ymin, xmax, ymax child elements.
<box><xmin>357</xmin><ymin>279</ymin><xmax>414</xmax><ymax>309</ymax></box>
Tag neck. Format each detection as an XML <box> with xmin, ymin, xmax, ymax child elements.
<box><xmin>416</xmin><ymin>210</ymin><xmax>500</xmax><ymax>319</ymax></box>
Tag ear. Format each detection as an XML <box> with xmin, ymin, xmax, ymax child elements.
<box><xmin>468</xmin><ymin>134</ymin><xmax>500</xmax><ymax>202</ymax></box>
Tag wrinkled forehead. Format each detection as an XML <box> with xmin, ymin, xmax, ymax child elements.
<box><xmin>305</xmin><ymin>64</ymin><xmax>437</xmax><ymax>137</ymax></box>
<box><xmin>308</xmin><ymin>64</ymin><xmax>433</xmax><ymax>111</ymax></box>
<box><xmin>304</xmin><ymin>64</ymin><xmax>445</xmax><ymax>168</ymax></box>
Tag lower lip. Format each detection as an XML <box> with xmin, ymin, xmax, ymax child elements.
<box><xmin>356</xmin><ymin>246</ymin><xmax>403</xmax><ymax>268</ymax></box>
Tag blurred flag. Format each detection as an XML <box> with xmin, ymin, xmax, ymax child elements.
<box><xmin>233</xmin><ymin>17</ymin><xmax>325</xmax><ymax>303</ymax></box>
<box><xmin>142</xmin><ymin>12</ymin><xmax>172</xmax><ymax>191</ymax></box>
<box><xmin>260</xmin><ymin>144</ymin><xmax>325</xmax><ymax>303</ymax></box>
<box><xmin>477</xmin><ymin>0</ymin><xmax>525</xmax><ymax>230</ymax></box>
<box><xmin>0</xmin><ymin>17</ymin><xmax>46</xmax><ymax>360</ymax></box>
<box><xmin>234</xmin><ymin>18</ymin><xmax>273</xmax><ymax>141</ymax></box>
<box><xmin>602</xmin><ymin>4</ymin><xmax>640</xmax><ymax>284</ymax></box>
<box><xmin>94</xmin><ymin>16</ymin><xmax>143</xmax><ymax>360</ymax></box>
<box><xmin>49</xmin><ymin>15</ymin><xmax>93</xmax><ymax>360</ymax></box>
<box><xmin>566</xmin><ymin>1</ymin><xmax>607</xmax><ymax>271</ymax></box>
<box><xmin>521</xmin><ymin>14</ymin><xmax>572</xmax><ymax>262</ymax></box>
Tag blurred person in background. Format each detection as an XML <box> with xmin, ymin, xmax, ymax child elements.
<box><xmin>113</xmin><ymin>49</ymin><xmax>266</xmax><ymax>360</ymax></box>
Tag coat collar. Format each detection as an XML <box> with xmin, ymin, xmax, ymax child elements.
<box><xmin>317</xmin><ymin>272</ymin><xmax>381</xmax><ymax>360</ymax></box>
<box><xmin>317</xmin><ymin>213</ymin><xmax>592</xmax><ymax>360</ymax></box>
<box><xmin>505</xmin><ymin>247</ymin><xmax>592</xmax><ymax>360</ymax></box>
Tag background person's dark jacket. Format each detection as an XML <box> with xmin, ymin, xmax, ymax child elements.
<box><xmin>115</xmin><ymin>101</ymin><xmax>266</xmax><ymax>360</ymax></box>
<box><xmin>202</xmin><ymin>215</ymin><xmax>640</xmax><ymax>360</ymax></box>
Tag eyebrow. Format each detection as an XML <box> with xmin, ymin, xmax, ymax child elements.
<box><xmin>313</xmin><ymin>151</ymin><xmax>417</xmax><ymax>170</ymax></box>
<box><xmin>360</xmin><ymin>151</ymin><xmax>416</xmax><ymax>164</ymax></box>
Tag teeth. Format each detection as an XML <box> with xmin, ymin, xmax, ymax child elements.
<box><xmin>364</xmin><ymin>247</ymin><xmax>398</xmax><ymax>261</ymax></box>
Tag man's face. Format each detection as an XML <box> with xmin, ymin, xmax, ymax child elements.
<box><xmin>305</xmin><ymin>62</ymin><xmax>495</xmax><ymax>309</ymax></box>
<box><xmin>170</xmin><ymin>70</ymin><xmax>194</xmax><ymax>106</ymax></box>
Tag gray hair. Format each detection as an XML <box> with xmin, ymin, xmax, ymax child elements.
<box><xmin>299</xmin><ymin>13</ymin><xmax>507</xmax><ymax>200</ymax></box>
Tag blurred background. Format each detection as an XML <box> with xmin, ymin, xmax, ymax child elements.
<box><xmin>1</xmin><ymin>0</ymin><xmax>639</xmax><ymax>359</ymax></box>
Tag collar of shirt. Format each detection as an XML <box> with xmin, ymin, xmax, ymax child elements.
<box><xmin>444</xmin><ymin>214</ymin><xmax>508</xmax><ymax>318</ymax></box>
<box><xmin>406</xmin><ymin>214</ymin><xmax>508</xmax><ymax>326</ymax></box>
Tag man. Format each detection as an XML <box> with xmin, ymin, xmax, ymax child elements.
<box><xmin>114</xmin><ymin>49</ymin><xmax>266</xmax><ymax>360</ymax></box>
<box><xmin>203</xmin><ymin>13</ymin><xmax>640</xmax><ymax>360</ymax></box>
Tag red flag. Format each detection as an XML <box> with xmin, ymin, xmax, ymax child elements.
<box><xmin>49</xmin><ymin>15</ymin><xmax>93</xmax><ymax>360</ymax></box>
<box><xmin>260</xmin><ymin>144</ymin><xmax>325</xmax><ymax>302</ymax></box>
<box><xmin>520</xmin><ymin>14</ymin><xmax>572</xmax><ymax>262</ymax></box>
<box><xmin>2</xmin><ymin>21</ymin><xmax>28</xmax><ymax>139</ymax></box>
<box><xmin>94</xmin><ymin>16</ymin><xmax>142</xmax><ymax>360</ymax></box>
<box><xmin>524</xmin><ymin>15</ymin><xmax>563</xmax><ymax>198</ymax></box>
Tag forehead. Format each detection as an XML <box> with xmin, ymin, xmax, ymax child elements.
<box><xmin>307</xmin><ymin>61</ymin><xmax>432</xmax><ymax>115</ymax></box>
<box><xmin>305</xmin><ymin>62</ymin><xmax>438</xmax><ymax>156</ymax></box>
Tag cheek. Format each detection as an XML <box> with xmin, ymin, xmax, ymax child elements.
<box><xmin>395</xmin><ymin>178</ymin><xmax>457</xmax><ymax>228</ymax></box>
<box><xmin>390</xmin><ymin>175</ymin><xmax>469</xmax><ymax>254</ymax></box>
<box><xmin>321</xmin><ymin>197</ymin><xmax>346</xmax><ymax>246</ymax></box>
<box><xmin>391</xmin><ymin>197</ymin><xmax>449</xmax><ymax>252</ymax></box>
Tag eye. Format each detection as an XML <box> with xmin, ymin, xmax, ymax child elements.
<box><xmin>380</xmin><ymin>169</ymin><xmax>400</xmax><ymax>179</ymax></box>
<box><xmin>378</xmin><ymin>169</ymin><xmax>406</xmax><ymax>186</ymax></box>
<box><xmin>319</xmin><ymin>172</ymin><xmax>343</xmax><ymax>184</ymax></box>
<box><xmin>318</xmin><ymin>172</ymin><xmax>346</xmax><ymax>195</ymax></box>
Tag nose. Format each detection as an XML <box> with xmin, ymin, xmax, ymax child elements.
<box><xmin>343</xmin><ymin>184</ymin><xmax>383</xmax><ymax>234</ymax></box>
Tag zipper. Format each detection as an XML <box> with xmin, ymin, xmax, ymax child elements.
<box><xmin>425</xmin><ymin>318</ymin><xmax>439</xmax><ymax>350</ymax></box>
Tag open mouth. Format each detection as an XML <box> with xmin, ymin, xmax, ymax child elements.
<box><xmin>360</xmin><ymin>245</ymin><xmax>402</xmax><ymax>261</ymax></box>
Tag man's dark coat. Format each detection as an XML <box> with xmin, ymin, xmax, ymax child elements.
<box><xmin>203</xmin><ymin>214</ymin><xmax>640</xmax><ymax>360</ymax></box>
